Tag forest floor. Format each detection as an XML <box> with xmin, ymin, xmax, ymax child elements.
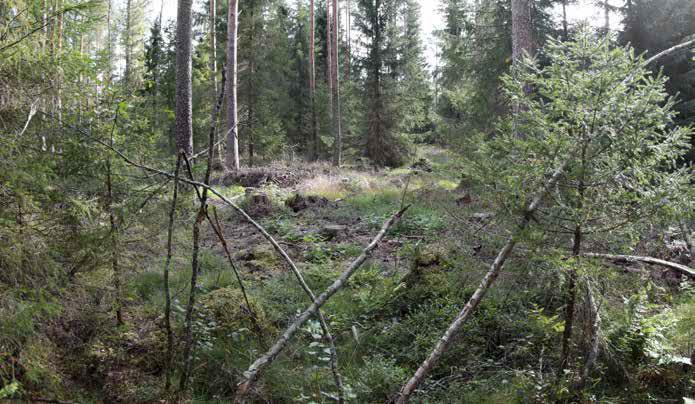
<box><xmin>31</xmin><ymin>145</ymin><xmax>694</xmax><ymax>403</ymax></box>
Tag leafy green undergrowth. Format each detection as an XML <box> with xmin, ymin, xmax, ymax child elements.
<box><xmin>5</xmin><ymin>145</ymin><xmax>694</xmax><ymax>403</ymax></box>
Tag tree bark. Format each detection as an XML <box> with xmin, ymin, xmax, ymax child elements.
<box><xmin>396</xmin><ymin>160</ymin><xmax>568</xmax><ymax>403</ymax></box>
<box><xmin>330</xmin><ymin>0</ymin><xmax>342</xmax><ymax>166</ymax></box>
<box><xmin>233</xmin><ymin>206</ymin><xmax>408</xmax><ymax>402</ymax></box>
<box><xmin>326</xmin><ymin>2</ymin><xmax>333</xmax><ymax>111</ymax></box>
<box><xmin>309</xmin><ymin>0</ymin><xmax>319</xmax><ymax>160</ymax></box>
<box><xmin>511</xmin><ymin>0</ymin><xmax>533</xmax><ymax>64</ymax></box>
<box><xmin>225</xmin><ymin>0</ymin><xmax>240</xmax><ymax>169</ymax></box>
<box><xmin>124</xmin><ymin>0</ymin><xmax>132</xmax><ymax>92</ymax></box>
<box><xmin>345</xmin><ymin>0</ymin><xmax>350</xmax><ymax>80</ymax></box>
<box><xmin>210</xmin><ymin>0</ymin><xmax>223</xmax><ymax>164</ymax></box>
<box><xmin>175</xmin><ymin>0</ymin><xmax>194</xmax><ymax>156</ymax></box>
<box><xmin>245</xmin><ymin>5</ymin><xmax>257</xmax><ymax>167</ymax></box>
<box><xmin>562</xmin><ymin>0</ymin><xmax>568</xmax><ymax>40</ymax></box>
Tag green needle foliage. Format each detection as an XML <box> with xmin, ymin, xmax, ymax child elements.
<box><xmin>474</xmin><ymin>30</ymin><xmax>692</xmax><ymax>248</ymax></box>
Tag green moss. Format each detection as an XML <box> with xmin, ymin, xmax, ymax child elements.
<box><xmin>198</xmin><ymin>287</ymin><xmax>268</xmax><ymax>332</ymax></box>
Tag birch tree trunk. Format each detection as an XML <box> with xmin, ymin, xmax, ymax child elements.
<box><xmin>175</xmin><ymin>0</ymin><xmax>194</xmax><ymax>155</ymax></box>
<box><xmin>225</xmin><ymin>0</ymin><xmax>240</xmax><ymax>169</ymax></box>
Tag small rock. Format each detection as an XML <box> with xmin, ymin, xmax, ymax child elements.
<box><xmin>471</xmin><ymin>212</ymin><xmax>493</xmax><ymax>222</ymax></box>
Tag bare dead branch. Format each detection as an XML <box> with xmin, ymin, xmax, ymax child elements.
<box><xmin>582</xmin><ymin>253</ymin><xmax>695</xmax><ymax>280</ymax></box>
<box><xmin>644</xmin><ymin>37</ymin><xmax>695</xmax><ymax>66</ymax></box>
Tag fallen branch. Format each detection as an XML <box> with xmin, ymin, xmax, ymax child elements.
<box><xmin>620</xmin><ymin>37</ymin><xmax>695</xmax><ymax>87</ymax></box>
<box><xmin>396</xmin><ymin>160</ymin><xmax>568</xmax><ymax>403</ymax></box>
<box><xmin>233</xmin><ymin>206</ymin><xmax>410</xmax><ymax>403</ymax></box>
<box><xmin>69</xmin><ymin>115</ymin><xmax>347</xmax><ymax>396</ymax></box>
<box><xmin>644</xmin><ymin>37</ymin><xmax>695</xmax><ymax>66</ymax></box>
<box><xmin>582</xmin><ymin>253</ymin><xmax>695</xmax><ymax>280</ymax></box>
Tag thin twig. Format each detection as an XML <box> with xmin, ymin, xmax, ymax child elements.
<box><xmin>163</xmin><ymin>153</ymin><xmax>182</xmax><ymax>393</ymax></box>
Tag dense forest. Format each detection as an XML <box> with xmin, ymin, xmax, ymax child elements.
<box><xmin>1</xmin><ymin>0</ymin><xmax>695</xmax><ymax>402</ymax></box>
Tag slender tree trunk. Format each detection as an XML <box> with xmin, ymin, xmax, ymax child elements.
<box><xmin>179</xmin><ymin>71</ymin><xmax>225</xmax><ymax>391</ymax></box>
<box><xmin>55</xmin><ymin>0</ymin><xmax>63</xmax><ymax>134</ymax></box>
<box><xmin>175</xmin><ymin>0</ymin><xmax>194</xmax><ymax>156</ymax></box>
<box><xmin>178</xmin><ymin>185</ymin><xmax>205</xmax><ymax>391</ymax></box>
<box><xmin>345</xmin><ymin>0</ymin><xmax>350</xmax><ymax>80</ymax></box>
<box><xmin>559</xmin><ymin>225</ymin><xmax>580</xmax><ymax>374</ymax></box>
<box><xmin>225</xmin><ymin>0</ymin><xmax>240</xmax><ymax>169</ymax></box>
<box><xmin>604</xmin><ymin>0</ymin><xmax>610</xmax><ymax>32</ymax></box>
<box><xmin>152</xmin><ymin>6</ymin><xmax>163</xmax><ymax>135</ymax></box>
<box><xmin>42</xmin><ymin>0</ymin><xmax>48</xmax><ymax>50</ymax></box>
<box><xmin>327</xmin><ymin>3</ymin><xmax>333</xmax><ymax>109</ymax></box>
<box><xmin>330</xmin><ymin>0</ymin><xmax>342</xmax><ymax>166</ymax></box>
<box><xmin>309</xmin><ymin>0</ymin><xmax>319</xmax><ymax>161</ymax></box>
<box><xmin>78</xmin><ymin>26</ymin><xmax>84</xmax><ymax>121</ymax></box>
<box><xmin>163</xmin><ymin>153</ymin><xmax>182</xmax><ymax>392</ymax></box>
<box><xmin>562</xmin><ymin>0</ymin><xmax>568</xmax><ymax>40</ymax></box>
<box><xmin>247</xmin><ymin>8</ymin><xmax>256</xmax><ymax>166</ymax></box>
<box><xmin>560</xmin><ymin>144</ymin><xmax>585</xmax><ymax>377</ymax></box>
<box><xmin>210</xmin><ymin>0</ymin><xmax>222</xmax><ymax>164</ymax></box>
<box><xmin>49</xmin><ymin>0</ymin><xmax>55</xmax><ymax>57</ymax></box>
<box><xmin>124</xmin><ymin>0</ymin><xmax>132</xmax><ymax>92</ymax></box>
<box><xmin>106</xmin><ymin>0</ymin><xmax>113</xmax><ymax>83</ymax></box>
<box><xmin>107</xmin><ymin>114</ymin><xmax>124</xmax><ymax>327</ymax></box>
